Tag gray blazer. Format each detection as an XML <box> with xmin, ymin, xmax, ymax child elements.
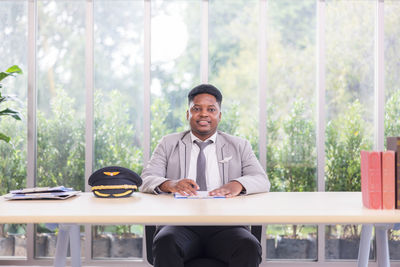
<box><xmin>140</xmin><ymin>130</ymin><xmax>270</xmax><ymax>195</ymax></box>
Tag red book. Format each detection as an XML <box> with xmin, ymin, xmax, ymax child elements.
<box><xmin>368</xmin><ymin>151</ymin><xmax>382</xmax><ymax>209</ymax></box>
<box><xmin>382</xmin><ymin>151</ymin><xmax>395</xmax><ymax>209</ymax></box>
<box><xmin>360</xmin><ymin>150</ymin><xmax>369</xmax><ymax>208</ymax></box>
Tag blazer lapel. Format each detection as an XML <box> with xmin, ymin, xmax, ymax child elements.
<box><xmin>180</xmin><ymin>131</ymin><xmax>192</xmax><ymax>178</ymax></box>
<box><xmin>216</xmin><ymin>132</ymin><xmax>229</xmax><ymax>184</ymax></box>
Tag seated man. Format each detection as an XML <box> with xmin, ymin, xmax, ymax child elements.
<box><xmin>140</xmin><ymin>84</ymin><xmax>270</xmax><ymax>267</ymax></box>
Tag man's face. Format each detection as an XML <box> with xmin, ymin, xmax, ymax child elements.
<box><xmin>187</xmin><ymin>93</ymin><xmax>221</xmax><ymax>140</ymax></box>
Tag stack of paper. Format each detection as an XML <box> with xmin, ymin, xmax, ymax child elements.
<box><xmin>4</xmin><ymin>186</ymin><xmax>80</xmax><ymax>200</ymax></box>
<box><xmin>174</xmin><ymin>191</ymin><xmax>226</xmax><ymax>199</ymax></box>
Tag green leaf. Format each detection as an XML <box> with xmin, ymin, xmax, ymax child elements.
<box><xmin>6</xmin><ymin>65</ymin><xmax>22</xmax><ymax>74</ymax></box>
<box><xmin>0</xmin><ymin>133</ymin><xmax>11</xmax><ymax>143</ymax></box>
<box><xmin>0</xmin><ymin>108</ymin><xmax>22</xmax><ymax>120</ymax></box>
<box><xmin>0</xmin><ymin>72</ymin><xmax>9</xmax><ymax>82</ymax></box>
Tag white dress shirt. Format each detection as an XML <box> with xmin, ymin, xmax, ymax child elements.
<box><xmin>188</xmin><ymin>132</ymin><xmax>223</xmax><ymax>191</ymax></box>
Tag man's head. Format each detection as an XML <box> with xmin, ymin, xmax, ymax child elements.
<box><xmin>187</xmin><ymin>84</ymin><xmax>222</xmax><ymax>141</ymax></box>
<box><xmin>188</xmin><ymin>84</ymin><xmax>222</xmax><ymax>107</ymax></box>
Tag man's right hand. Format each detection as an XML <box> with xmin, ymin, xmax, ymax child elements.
<box><xmin>159</xmin><ymin>179</ymin><xmax>199</xmax><ymax>196</ymax></box>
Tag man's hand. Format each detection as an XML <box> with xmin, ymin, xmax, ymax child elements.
<box><xmin>159</xmin><ymin>179</ymin><xmax>199</xmax><ymax>196</ymax></box>
<box><xmin>209</xmin><ymin>181</ymin><xmax>244</xmax><ymax>198</ymax></box>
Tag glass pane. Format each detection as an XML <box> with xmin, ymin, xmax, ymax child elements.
<box><xmin>151</xmin><ymin>0</ymin><xmax>201</xmax><ymax>151</ymax></box>
<box><xmin>35</xmin><ymin>224</ymin><xmax>85</xmax><ymax>258</ymax></box>
<box><xmin>266</xmin><ymin>224</ymin><xmax>317</xmax><ymax>260</ymax></box>
<box><xmin>325</xmin><ymin>0</ymin><xmax>374</xmax><ymax>191</ymax></box>
<box><xmin>264</xmin><ymin>0</ymin><xmax>317</xmax><ymax>261</ymax></box>
<box><xmin>384</xmin><ymin>1</ymin><xmax>400</xmax><ymax>140</ymax></box>
<box><xmin>35</xmin><ymin>0</ymin><xmax>86</xmax><ymax>258</ymax></box>
<box><xmin>36</xmin><ymin>0</ymin><xmax>86</xmax><ymax>190</ymax></box>
<box><xmin>93</xmin><ymin>1</ymin><xmax>144</xmax><ymax>260</ymax></box>
<box><xmin>92</xmin><ymin>225</ymin><xmax>143</xmax><ymax>259</ymax></box>
<box><xmin>0</xmin><ymin>0</ymin><xmax>28</xmax><ymax>258</ymax></box>
<box><xmin>94</xmin><ymin>0</ymin><xmax>144</xmax><ymax>173</ymax></box>
<box><xmin>209</xmin><ymin>0</ymin><xmax>259</xmax><ymax>151</ymax></box>
<box><xmin>389</xmin><ymin>228</ymin><xmax>400</xmax><ymax>260</ymax></box>
<box><xmin>325</xmin><ymin>224</ymin><xmax>374</xmax><ymax>260</ymax></box>
<box><xmin>324</xmin><ymin>0</ymin><xmax>375</xmax><ymax>260</ymax></box>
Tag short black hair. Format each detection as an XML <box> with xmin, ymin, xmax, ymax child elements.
<box><xmin>188</xmin><ymin>84</ymin><xmax>222</xmax><ymax>107</ymax></box>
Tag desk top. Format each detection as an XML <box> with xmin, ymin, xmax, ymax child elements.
<box><xmin>0</xmin><ymin>192</ymin><xmax>399</xmax><ymax>224</ymax></box>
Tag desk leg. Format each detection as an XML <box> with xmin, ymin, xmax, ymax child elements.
<box><xmin>376</xmin><ymin>224</ymin><xmax>390</xmax><ymax>267</ymax></box>
<box><xmin>358</xmin><ymin>224</ymin><xmax>373</xmax><ymax>267</ymax></box>
<box><xmin>69</xmin><ymin>224</ymin><xmax>81</xmax><ymax>267</ymax></box>
<box><xmin>53</xmin><ymin>225</ymin><xmax>69</xmax><ymax>267</ymax></box>
<box><xmin>53</xmin><ymin>224</ymin><xmax>81</xmax><ymax>267</ymax></box>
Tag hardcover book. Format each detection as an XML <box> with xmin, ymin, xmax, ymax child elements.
<box><xmin>387</xmin><ymin>137</ymin><xmax>400</xmax><ymax>208</ymax></box>
<box><xmin>382</xmin><ymin>151</ymin><xmax>395</xmax><ymax>209</ymax></box>
<box><xmin>368</xmin><ymin>151</ymin><xmax>382</xmax><ymax>209</ymax></box>
<box><xmin>360</xmin><ymin>150</ymin><xmax>369</xmax><ymax>208</ymax></box>
<box><xmin>360</xmin><ymin>151</ymin><xmax>382</xmax><ymax>209</ymax></box>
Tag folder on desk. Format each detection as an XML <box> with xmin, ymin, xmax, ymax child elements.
<box><xmin>4</xmin><ymin>186</ymin><xmax>80</xmax><ymax>200</ymax></box>
<box><xmin>174</xmin><ymin>191</ymin><xmax>225</xmax><ymax>199</ymax></box>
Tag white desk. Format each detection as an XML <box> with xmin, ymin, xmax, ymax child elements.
<box><xmin>0</xmin><ymin>192</ymin><xmax>398</xmax><ymax>267</ymax></box>
<box><xmin>1</xmin><ymin>191</ymin><xmax>400</xmax><ymax>224</ymax></box>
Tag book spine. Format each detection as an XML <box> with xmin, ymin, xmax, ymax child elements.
<box><xmin>387</xmin><ymin>137</ymin><xmax>400</xmax><ymax>209</ymax></box>
<box><xmin>368</xmin><ymin>151</ymin><xmax>382</xmax><ymax>209</ymax></box>
<box><xmin>360</xmin><ymin>150</ymin><xmax>370</xmax><ymax>208</ymax></box>
<box><xmin>382</xmin><ymin>151</ymin><xmax>395</xmax><ymax>209</ymax></box>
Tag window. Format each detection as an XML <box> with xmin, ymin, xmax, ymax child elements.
<box><xmin>0</xmin><ymin>0</ymin><xmax>397</xmax><ymax>265</ymax></box>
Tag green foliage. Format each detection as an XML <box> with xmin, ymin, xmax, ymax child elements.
<box><xmin>37</xmin><ymin>90</ymin><xmax>85</xmax><ymax>190</ymax></box>
<box><xmin>0</xmin><ymin>111</ymin><xmax>26</xmax><ymax>194</ymax></box>
<box><xmin>325</xmin><ymin>100</ymin><xmax>371</xmax><ymax>192</ymax></box>
<box><xmin>94</xmin><ymin>90</ymin><xmax>142</xmax><ymax>174</ymax></box>
<box><xmin>0</xmin><ymin>65</ymin><xmax>22</xmax><ymax>143</ymax></box>
<box><xmin>93</xmin><ymin>224</ymin><xmax>143</xmax><ymax>239</ymax></box>
<box><xmin>385</xmin><ymin>90</ymin><xmax>400</xmax><ymax>140</ymax></box>
<box><xmin>268</xmin><ymin>99</ymin><xmax>316</xmax><ymax>192</ymax></box>
<box><xmin>218</xmin><ymin>102</ymin><xmax>240</xmax><ymax>136</ymax></box>
<box><xmin>151</xmin><ymin>98</ymin><xmax>172</xmax><ymax>152</ymax></box>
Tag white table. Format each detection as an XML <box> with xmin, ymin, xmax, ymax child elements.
<box><xmin>0</xmin><ymin>192</ymin><xmax>398</xmax><ymax>266</ymax></box>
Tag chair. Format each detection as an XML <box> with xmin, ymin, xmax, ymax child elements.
<box><xmin>145</xmin><ymin>225</ymin><xmax>262</xmax><ymax>267</ymax></box>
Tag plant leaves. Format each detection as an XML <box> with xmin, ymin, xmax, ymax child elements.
<box><xmin>6</xmin><ymin>65</ymin><xmax>22</xmax><ymax>74</ymax></box>
<box><xmin>0</xmin><ymin>133</ymin><xmax>11</xmax><ymax>143</ymax></box>
<box><xmin>0</xmin><ymin>66</ymin><xmax>22</xmax><ymax>82</ymax></box>
<box><xmin>0</xmin><ymin>108</ymin><xmax>22</xmax><ymax>120</ymax></box>
<box><xmin>0</xmin><ymin>72</ymin><xmax>9</xmax><ymax>82</ymax></box>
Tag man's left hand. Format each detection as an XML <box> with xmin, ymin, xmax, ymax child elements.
<box><xmin>209</xmin><ymin>181</ymin><xmax>244</xmax><ymax>198</ymax></box>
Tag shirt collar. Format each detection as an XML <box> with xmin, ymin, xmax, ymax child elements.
<box><xmin>190</xmin><ymin>131</ymin><xmax>217</xmax><ymax>144</ymax></box>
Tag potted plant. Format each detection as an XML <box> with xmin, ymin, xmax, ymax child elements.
<box><xmin>0</xmin><ymin>65</ymin><xmax>22</xmax><ymax>143</ymax></box>
<box><xmin>110</xmin><ymin>225</ymin><xmax>143</xmax><ymax>258</ymax></box>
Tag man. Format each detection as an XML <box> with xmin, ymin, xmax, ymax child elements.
<box><xmin>140</xmin><ymin>84</ymin><xmax>270</xmax><ymax>267</ymax></box>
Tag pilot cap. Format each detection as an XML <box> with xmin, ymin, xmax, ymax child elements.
<box><xmin>88</xmin><ymin>166</ymin><xmax>142</xmax><ymax>198</ymax></box>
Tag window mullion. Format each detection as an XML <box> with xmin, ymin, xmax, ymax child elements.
<box><xmin>375</xmin><ymin>0</ymin><xmax>384</xmax><ymax>151</ymax></box>
<box><xmin>144</xmin><ymin>0</ymin><xmax>151</xmax><ymax>165</ymax></box>
<box><xmin>201</xmin><ymin>0</ymin><xmax>208</xmax><ymax>83</ymax></box>
<box><xmin>317</xmin><ymin>0</ymin><xmax>326</xmax><ymax>263</ymax></box>
<box><xmin>27</xmin><ymin>0</ymin><xmax>37</xmax><ymax>262</ymax></box>
<box><xmin>84</xmin><ymin>0</ymin><xmax>94</xmax><ymax>264</ymax></box>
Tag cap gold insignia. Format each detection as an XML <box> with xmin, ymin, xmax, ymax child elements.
<box><xmin>104</xmin><ymin>171</ymin><xmax>120</xmax><ymax>176</ymax></box>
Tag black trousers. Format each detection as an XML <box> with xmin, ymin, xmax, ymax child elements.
<box><xmin>152</xmin><ymin>226</ymin><xmax>262</xmax><ymax>267</ymax></box>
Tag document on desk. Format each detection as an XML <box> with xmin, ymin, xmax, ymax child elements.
<box><xmin>174</xmin><ymin>191</ymin><xmax>225</xmax><ymax>199</ymax></box>
<box><xmin>4</xmin><ymin>186</ymin><xmax>81</xmax><ymax>200</ymax></box>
